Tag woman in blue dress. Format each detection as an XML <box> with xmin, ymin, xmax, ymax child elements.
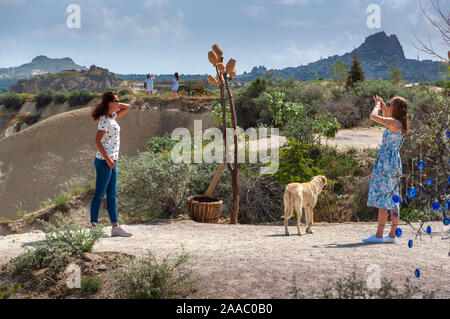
<box><xmin>364</xmin><ymin>95</ymin><xmax>409</xmax><ymax>243</ymax></box>
<box><xmin>172</xmin><ymin>72</ymin><xmax>179</xmax><ymax>98</ymax></box>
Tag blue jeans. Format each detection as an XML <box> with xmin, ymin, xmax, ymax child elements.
<box><xmin>90</xmin><ymin>157</ymin><xmax>118</xmax><ymax>224</ymax></box>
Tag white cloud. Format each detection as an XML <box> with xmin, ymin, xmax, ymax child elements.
<box><xmin>244</xmin><ymin>4</ymin><xmax>267</xmax><ymax>18</ymax></box>
<box><xmin>32</xmin><ymin>0</ymin><xmax>188</xmax><ymax>43</ymax></box>
<box><xmin>144</xmin><ymin>0</ymin><xmax>169</xmax><ymax>8</ymax></box>
<box><xmin>273</xmin><ymin>0</ymin><xmax>315</xmax><ymax>5</ymax></box>
<box><xmin>279</xmin><ymin>18</ymin><xmax>321</xmax><ymax>28</ymax></box>
<box><xmin>380</xmin><ymin>0</ymin><xmax>410</xmax><ymax>10</ymax></box>
<box><xmin>269</xmin><ymin>40</ymin><xmax>329</xmax><ymax>67</ymax></box>
<box><xmin>0</xmin><ymin>0</ymin><xmax>25</xmax><ymax>6</ymax></box>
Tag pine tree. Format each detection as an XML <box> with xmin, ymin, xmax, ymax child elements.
<box><xmin>346</xmin><ymin>54</ymin><xmax>365</xmax><ymax>89</ymax></box>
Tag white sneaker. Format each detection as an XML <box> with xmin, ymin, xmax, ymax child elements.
<box><xmin>383</xmin><ymin>235</ymin><xmax>396</xmax><ymax>243</ymax></box>
<box><xmin>111</xmin><ymin>225</ymin><xmax>132</xmax><ymax>237</ymax></box>
<box><xmin>363</xmin><ymin>234</ymin><xmax>384</xmax><ymax>243</ymax></box>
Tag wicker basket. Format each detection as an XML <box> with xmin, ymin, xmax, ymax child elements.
<box><xmin>187</xmin><ymin>196</ymin><xmax>223</xmax><ymax>224</ymax></box>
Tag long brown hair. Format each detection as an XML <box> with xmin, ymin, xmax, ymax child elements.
<box><xmin>390</xmin><ymin>96</ymin><xmax>409</xmax><ymax>136</ymax></box>
<box><xmin>91</xmin><ymin>91</ymin><xmax>116</xmax><ymax>121</ymax></box>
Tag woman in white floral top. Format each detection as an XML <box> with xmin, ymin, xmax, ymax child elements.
<box><xmin>90</xmin><ymin>91</ymin><xmax>132</xmax><ymax>237</ymax></box>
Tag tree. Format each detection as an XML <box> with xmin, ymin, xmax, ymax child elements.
<box><xmin>329</xmin><ymin>60</ymin><xmax>348</xmax><ymax>85</ymax></box>
<box><xmin>207</xmin><ymin>45</ymin><xmax>241</xmax><ymax>225</ymax></box>
<box><xmin>389</xmin><ymin>60</ymin><xmax>403</xmax><ymax>86</ymax></box>
<box><xmin>346</xmin><ymin>54</ymin><xmax>365</xmax><ymax>89</ymax></box>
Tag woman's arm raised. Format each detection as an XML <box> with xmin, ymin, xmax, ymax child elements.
<box><xmin>116</xmin><ymin>103</ymin><xmax>130</xmax><ymax>120</ymax></box>
<box><xmin>370</xmin><ymin>103</ymin><xmax>401</xmax><ymax>133</ymax></box>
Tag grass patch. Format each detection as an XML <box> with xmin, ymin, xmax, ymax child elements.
<box><xmin>81</xmin><ymin>276</ymin><xmax>102</xmax><ymax>297</ymax></box>
<box><xmin>113</xmin><ymin>249</ymin><xmax>196</xmax><ymax>299</ymax></box>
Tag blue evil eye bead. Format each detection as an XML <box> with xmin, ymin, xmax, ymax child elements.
<box><xmin>395</xmin><ymin>228</ymin><xmax>403</xmax><ymax>238</ymax></box>
<box><xmin>446</xmin><ymin>200</ymin><xmax>450</xmax><ymax>210</ymax></box>
<box><xmin>433</xmin><ymin>201</ymin><xmax>440</xmax><ymax>211</ymax></box>
<box><xmin>418</xmin><ymin>161</ymin><xmax>425</xmax><ymax>170</ymax></box>
<box><xmin>408</xmin><ymin>239</ymin><xmax>413</xmax><ymax>248</ymax></box>
<box><xmin>415</xmin><ymin>269</ymin><xmax>420</xmax><ymax>278</ymax></box>
<box><xmin>444</xmin><ymin>219</ymin><xmax>450</xmax><ymax>226</ymax></box>
<box><xmin>404</xmin><ymin>196</ymin><xmax>409</xmax><ymax>205</ymax></box>
<box><xmin>448</xmin><ymin>176</ymin><xmax>450</xmax><ymax>185</ymax></box>
<box><xmin>446</xmin><ymin>131</ymin><xmax>450</xmax><ymax>138</ymax></box>
<box><xmin>392</xmin><ymin>195</ymin><xmax>400</xmax><ymax>204</ymax></box>
<box><xmin>393</xmin><ymin>212</ymin><xmax>399</xmax><ymax>218</ymax></box>
<box><xmin>408</xmin><ymin>188</ymin><xmax>417</xmax><ymax>198</ymax></box>
<box><xmin>426</xmin><ymin>178</ymin><xmax>433</xmax><ymax>186</ymax></box>
<box><xmin>426</xmin><ymin>225</ymin><xmax>432</xmax><ymax>234</ymax></box>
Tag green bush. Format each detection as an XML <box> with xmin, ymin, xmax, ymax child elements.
<box><xmin>0</xmin><ymin>93</ymin><xmax>25</xmax><ymax>110</ymax></box>
<box><xmin>113</xmin><ymin>250</ymin><xmax>196</xmax><ymax>299</ymax></box>
<box><xmin>271</xmin><ymin>138</ymin><xmax>324</xmax><ymax>186</ymax></box>
<box><xmin>35</xmin><ymin>89</ymin><xmax>56</xmax><ymax>109</ymax></box>
<box><xmin>285</xmin><ymin>117</ymin><xmax>322</xmax><ymax>146</ymax></box>
<box><xmin>9</xmin><ymin>214</ymin><xmax>104</xmax><ymax>285</ymax></box>
<box><xmin>117</xmin><ymin>152</ymin><xmax>192</xmax><ymax>222</ymax></box>
<box><xmin>81</xmin><ymin>276</ymin><xmax>102</xmax><ymax>297</ymax></box>
<box><xmin>146</xmin><ymin>135</ymin><xmax>179</xmax><ymax>154</ymax></box>
<box><xmin>118</xmin><ymin>88</ymin><xmax>132</xmax><ymax>96</ymax></box>
<box><xmin>318</xmin><ymin>149</ymin><xmax>360</xmax><ymax>180</ymax></box>
<box><xmin>68</xmin><ymin>89</ymin><xmax>94</xmax><ymax>107</ymax></box>
<box><xmin>54</xmin><ymin>91</ymin><xmax>68</xmax><ymax>104</ymax></box>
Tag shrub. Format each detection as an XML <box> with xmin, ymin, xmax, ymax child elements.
<box><xmin>117</xmin><ymin>152</ymin><xmax>192</xmax><ymax>222</ymax></box>
<box><xmin>271</xmin><ymin>138</ymin><xmax>324</xmax><ymax>186</ymax></box>
<box><xmin>118</xmin><ymin>88</ymin><xmax>132</xmax><ymax>96</ymax></box>
<box><xmin>146</xmin><ymin>135</ymin><xmax>179</xmax><ymax>154</ymax></box>
<box><xmin>284</xmin><ymin>117</ymin><xmax>322</xmax><ymax>146</ymax></box>
<box><xmin>0</xmin><ymin>93</ymin><xmax>25</xmax><ymax>110</ymax></box>
<box><xmin>293</xmin><ymin>271</ymin><xmax>437</xmax><ymax>299</ymax></box>
<box><xmin>318</xmin><ymin>149</ymin><xmax>360</xmax><ymax>180</ymax></box>
<box><xmin>54</xmin><ymin>91</ymin><xmax>68</xmax><ymax>104</ymax></box>
<box><xmin>262</xmin><ymin>91</ymin><xmax>304</xmax><ymax>127</ymax></box>
<box><xmin>9</xmin><ymin>214</ymin><xmax>104</xmax><ymax>284</ymax></box>
<box><xmin>113</xmin><ymin>250</ymin><xmax>196</xmax><ymax>299</ymax></box>
<box><xmin>68</xmin><ymin>89</ymin><xmax>94</xmax><ymax>107</ymax></box>
<box><xmin>237</xmin><ymin>168</ymin><xmax>284</xmax><ymax>224</ymax></box>
<box><xmin>35</xmin><ymin>89</ymin><xmax>55</xmax><ymax>109</ymax></box>
<box><xmin>81</xmin><ymin>276</ymin><xmax>102</xmax><ymax>297</ymax></box>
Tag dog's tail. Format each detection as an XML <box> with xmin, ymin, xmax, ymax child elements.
<box><xmin>283</xmin><ymin>189</ymin><xmax>294</xmax><ymax>220</ymax></box>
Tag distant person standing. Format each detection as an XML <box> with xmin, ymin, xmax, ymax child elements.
<box><xmin>146</xmin><ymin>74</ymin><xmax>155</xmax><ymax>96</ymax></box>
<box><xmin>172</xmin><ymin>72</ymin><xmax>179</xmax><ymax>98</ymax></box>
<box><xmin>90</xmin><ymin>91</ymin><xmax>132</xmax><ymax>237</ymax></box>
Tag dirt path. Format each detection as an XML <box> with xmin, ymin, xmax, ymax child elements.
<box><xmin>320</xmin><ymin>127</ymin><xmax>383</xmax><ymax>150</ymax></box>
<box><xmin>1</xmin><ymin>221</ymin><xmax>448</xmax><ymax>298</ymax></box>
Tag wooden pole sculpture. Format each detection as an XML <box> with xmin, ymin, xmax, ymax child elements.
<box><xmin>207</xmin><ymin>44</ymin><xmax>240</xmax><ymax>224</ymax></box>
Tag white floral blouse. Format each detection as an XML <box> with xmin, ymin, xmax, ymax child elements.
<box><xmin>95</xmin><ymin>112</ymin><xmax>120</xmax><ymax>161</ymax></box>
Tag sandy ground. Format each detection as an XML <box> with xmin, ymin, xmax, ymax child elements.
<box><xmin>1</xmin><ymin>220</ymin><xmax>448</xmax><ymax>298</ymax></box>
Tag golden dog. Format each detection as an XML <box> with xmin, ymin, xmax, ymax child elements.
<box><xmin>283</xmin><ymin>175</ymin><xmax>327</xmax><ymax>236</ymax></box>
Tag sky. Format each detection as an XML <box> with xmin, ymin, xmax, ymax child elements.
<box><xmin>0</xmin><ymin>0</ymin><xmax>448</xmax><ymax>75</ymax></box>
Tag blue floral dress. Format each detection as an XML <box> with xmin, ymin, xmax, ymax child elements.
<box><xmin>367</xmin><ymin>128</ymin><xmax>404</xmax><ymax>210</ymax></box>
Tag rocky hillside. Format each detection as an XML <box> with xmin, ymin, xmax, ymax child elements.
<box><xmin>8</xmin><ymin>65</ymin><xmax>120</xmax><ymax>94</ymax></box>
<box><xmin>236</xmin><ymin>32</ymin><xmax>445</xmax><ymax>82</ymax></box>
<box><xmin>0</xmin><ymin>56</ymin><xmax>87</xmax><ymax>93</ymax></box>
